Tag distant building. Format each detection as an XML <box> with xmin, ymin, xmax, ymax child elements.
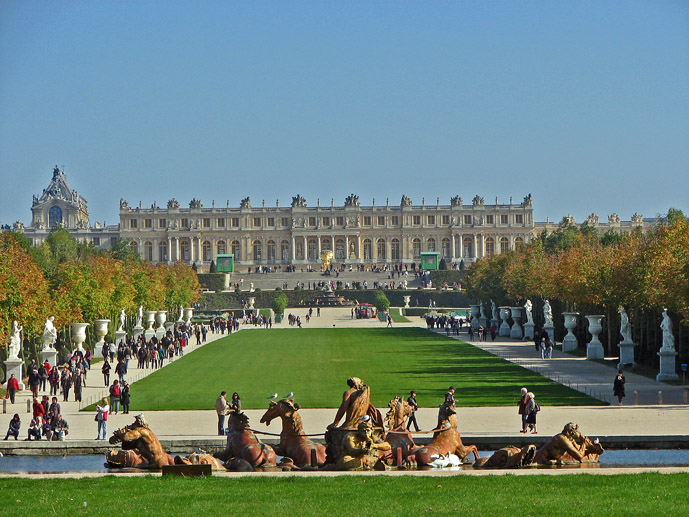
<box><xmin>5</xmin><ymin>166</ymin><xmax>652</xmax><ymax>271</ymax></box>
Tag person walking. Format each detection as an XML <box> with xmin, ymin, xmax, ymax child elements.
<box><xmin>517</xmin><ymin>387</ymin><xmax>528</xmax><ymax>431</ymax></box>
<box><xmin>61</xmin><ymin>368</ymin><xmax>72</xmax><ymax>402</ymax></box>
<box><xmin>73</xmin><ymin>368</ymin><xmax>83</xmax><ymax>402</ymax></box>
<box><xmin>102</xmin><ymin>360</ymin><xmax>111</xmax><ymax>387</ymax></box>
<box><xmin>216</xmin><ymin>391</ymin><xmax>229</xmax><ymax>435</ymax></box>
<box><xmin>6</xmin><ymin>373</ymin><xmax>20</xmax><ymax>404</ymax></box>
<box><xmin>115</xmin><ymin>358</ymin><xmax>127</xmax><ymax>384</ymax></box>
<box><xmin>406</xmin><ymin>390</ymin><xmax>421</xmax><ymax>432</ymax></box>
<box><xmin>613</xmin><ymin>370</ymin><xmax>626</xmax><ymax>405</ymax></box>
<box><xmin>48</xmin><ymin>365</ymin><xmax>60</xmax><ymax>396</ymax></box>
<box><xmin>521</xmin><ymin>392</ymin><xmax>539</xmax><ymax>434</ymax></box>
<box><xmin>95</xmin><ymin>398</ymin><xmax>109</xmax><ymax>440</ymax></box>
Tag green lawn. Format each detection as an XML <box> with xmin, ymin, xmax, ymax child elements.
<box><xmin>115</xmin><ymin>328</ymin><xmax>603</xmax><ymax>411</ymax></box>
<box><xmin>389</xmin><ymin>312</ymin><xmax>410</xmax><ymax>323</ymax></box>
<box><xmin>1</xmin><ymin>474</ymin><xmax>687</xmax><ymax>515</ymax></box>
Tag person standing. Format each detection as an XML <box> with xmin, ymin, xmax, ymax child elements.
<box><xmin>61</xmin><ymin>368</ymin><xmax>72</xmax><ymax>402</ymax></box>
<box><xmin>28</xmin><ymin>367</ymin><xmax>40</xmax><ymax>398</ymax></box>
<box><xmin>73</xmin><ymin>368</ymin><xmax>83</xmax><ymax>402</ymax></box>
<box><xmin>109</xmin><ymin>380</ymin><xmax>121</xmax><ymax>414</ymax></box>
<box><xmin>406</xmin><ymin>391</ymin><xmax>420</xmax><ymax>432</ymax></box>
<box><xmin>102</xmin><ymin>360</ymin><xmax>111</xmax><ymax>387</ymax></box>
<box><xmin>613</xmin><ymin>370</ymin><xmax>626</xmax><ymax>405</ymax></box>
<box><xmin>6</xmin><ymin>373</ymin><xmax>20</xmax><ymax>404</ymax></box>
<box><xmin>120</xmin><ymin>381</ymin><xmax>131</xmax><ymax>414</ymax></box>
<box><xmin>95</xmin><ymin>398</ymin><xmax>109</xmax><ymax>440</ymax></box>
<box><xmin>517</xmin><ymin>387</ymin><xmax>528</xmax><ymax>431</ymax></box>
<box><xmin>48</xmin><ymin>365</ymin><xmax>60</xmax><ymax>396</ymax></box>
<box><xmin>216</xmin><ymin>391</ymin><xmax>229</xmax><ymax>435</ymax></box>
<box><xmin>47</xmin><ymin>397</ymin><xmax>61</xmax><ymax>426</ymax></box>
<box><xmin>521</xmin><ymin>392</ymin><xmax>538</xmax><ymax>434</ymax></box>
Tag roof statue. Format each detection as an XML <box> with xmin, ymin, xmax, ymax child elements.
<box><xmin>631</xmin><ymin>213</ymin><xmax>643</xmax><ymax>224</ymax></box>
<box><xmin>291</xmin><ymin>194</ymin><xmax>307</xmax><ymax>208</ymax></box>
<box><xmin>189</xmin><ymin>198</ymin><xmax>202</xmax><ymax>209</ymax></box>
<box><xmin>472</xmin><ymin>195</ymin><xmax>484</xmax><ymax>206</ymax></box>
<box><xmin>400</xmin><ymin>195</ymin><xmax>412</xmax><ymax>207</ymax></box>
<box><xmin>167</xmin><ymin>198</ymin><xmax>179</xmax><ymax>209</ymax></box>
<box><xmin>240</xmin><ymin>197</ymin><xmax>252</xmax><ymax>209</ymax></box>
<box><xmin>120</xmin><ymin>198</ymin><xmax>130</xmax><ymax>210</ymax></box>
<box><xmin>344</xmin><ymin>193</ymin><xmax>360</xmax><ymax>207</ymax></box>
<box><xmin>450</xmin><ymin>195</ymin><xmax>462</xmax><ymax>206</ymax></box>
<box><xmin>33</xmin><ymin>165</ymin><xmax>87</xmax><ymax>209</ymax></box>
<box><xmin>585</xmin><ymin>213</ymin><xmax>599</xmax><ymax>225</ymax></box>
<box><xmin>562</xmin><ymin>214</ymin><xmax>576</xmax><ymax>225</ymax></box>
<box><xmin>522</xmin><ymin>193</ymin><xmax>533</xmax><ymax>207</ymax></box>
<box><xmin>608</xmin><ymin>213</ymin><xmax>620</xmax><ymax>224</ymax></box>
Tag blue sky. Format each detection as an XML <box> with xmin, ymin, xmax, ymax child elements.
<box><xmin>1</xmin><ymin>1</ymin><xmax>687</xmax><ymax>226</ymax></box>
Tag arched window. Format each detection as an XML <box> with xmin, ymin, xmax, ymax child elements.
<box><xmin>158</xmin><ymin>241</ymin><xmax>168</xmax><ymax>263</ymax></box>
<box><xmin>391</xmin><ymin>239</ymin><xmax>400</xmax><ymax>260</ymax></box>
<box><xmin>441</xmin><ymin>238</ymin><xmax>451</xmax><ymax>258</ymax></box>
<box><xmin>321</xmin><ymin>238</ymin><xmax>331</xmax><ymax>251</ymax></box>
<box><xmin>485</xmin><ymin>237</ymin><xmax>495</xmax><ymax>257</ymax></box>
<box><xmin>500</xmin><ymin>237</ymin><xmax>509</xmax><ymax>254</ymax></box>
<box><xmin>267</xmin><ymin>240</ymin><xmax>276</xmax><ymax>262</ymax></box>
<box><xmin>49</xmin><ymin>206</ymin><xmax>62</xmax><ymax>227</ymax></box>
<box><xmin>231</xmin><ymin>240</ymin><xmax>240</xmax><ymax>261</ymax></box>
<box><xmin>253</xmin><ymin>240</ymin><xmax>262</xmax><ymax>261</ymax></box>
<box><xmin>377</xmin><ymin>239</ymin><xmax>386</xmax><ymax>260</ymax></box>
<box><xmin>144</xmin><ymin>241</ymin><xmax>153</xmax><ymax>261</ymax></box>
<box><xmin>202</xmin><ymin>241</ymin><xmax>212</xmax><ymax>262</ymax></box>
<box><xmin>463</xmin><ymin>237</ymin><xmax>473</xmax><ymax>258</ymax></box>
<box><xmin>308</xmin><ymin>238</ymin><xmax>318</xmax><ymax>261</ymax></box>
<box><xmin>412</xmin><ymin>238</ymin><xmax>421</xmax><ymax>258</ymax></box>
<box><xmin>515</xmin><ymin>237</ymin><xmax>524</xmax><ymax>248</ymax></box>
<box><xmin>216</xmin><ymin>240</ymin><xmax>226</xmax><ymax>255</ymax></box>
<box><xmin>363</xmin><ymin>239</ymin><xmax>372</xmax><ymax>260</ymax></box>
<box><xmin>180</xmin><ymin>240</ymin><xmax>190</xmax><ymax>262</ymax></box>
<box><xmin>335</xmin><ymin>239</ymin><xmax>345</xmax><ymax>260</ymax></box>
<box><xmin>281</xmin><ymin>240</ymin><xmax>289</xmax><ymax>261</ymax></box>
<box><xmin>427</xmin><ymin>238</ymin><xmax>436</xmax><ymax>252</ymax></box>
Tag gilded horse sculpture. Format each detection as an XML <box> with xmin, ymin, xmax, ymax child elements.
<box><xmin>214</xmin><ymin>408</ymin><xmax>277</xmax><ymax>468</ymax></box>
<box><xmin>260</xmin><ymin>398</ymin><xmax>326</xmax><ymax>467</ymax></box>
<box><xmin>329</xmin><ymin>377</ymin><xmax>383</xmax><ymax>430</ymax></box>
<box><xmin>383</xmin><ymin>397</ymin><xmax>416</xmax><ymax>464</ymax></box>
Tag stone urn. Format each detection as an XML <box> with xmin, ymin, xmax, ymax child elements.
<box><xmin>585</xmin><ymin>315</ymin><xmax>605</xmax><ymax>360</ymax></box>
<box><xmin>183</xmin><ymin>307</ymin><xmax>194</xmax><ymax>325</ymax></box>
<box><xmin>509</xmin><ymin>307</ymin><xmax>523</xmax><ymax>339</ymax></box>
<box><xmin>469</xmin><ymin>304</ymin><xmax>480</xmax><ymax>329</ymax></box>
<box><xmin>145</xmin><ymin>310</ymin><xmax>157</xmax><ymax>331</ymax></box>
<box><xmin>403</xmin><ymin>295</ymin><xmax>411</xmax><ymax>309</ymax></box>
<box><xmin>70</xmin><ymin>322</ymin><xmax>89</xmax><ymax>353</ymax></box>
<box><xmin>561</xmin><ymin>312</ymin><xmax>579</xmax><ymax>352</ymax></box>
<box><xmin>156</xmin><ymin>310</ymin><xmax>167</xmax><ymax>331</ymax></box>
<box><xmin>498</xmin><ymin>307</ymin><xmax>511</xmax><ymax>337</ymax></box>
<box><xmin>93</xmin><ymin>319</ymin><xmax>110</xmax><ymax>350</ymax></box>
<box><xmin>248</xmin><ymin>297</ymin><xmax>256</xmax><ymax>310</ymax></box>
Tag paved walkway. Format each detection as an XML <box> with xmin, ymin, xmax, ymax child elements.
<box><xmin>2</xmin><ymin>309</ymin><xmax>688</xmax><ymax>445</ymax></box>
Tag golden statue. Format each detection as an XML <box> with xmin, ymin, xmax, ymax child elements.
<box><xmin>336</xmin><ymin>418</ymin><xmax>391</xmax><ymax>470</ymax></box>
<box><xmin>320</xmin><ymin>250</ymin><xmax>334</xmax><ymax>271</ymax></box>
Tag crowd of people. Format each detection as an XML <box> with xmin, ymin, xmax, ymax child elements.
<box><xmin>3</xmin><ymin>394</ymin><xmax>68</xmax><ymax>441</ymax></box>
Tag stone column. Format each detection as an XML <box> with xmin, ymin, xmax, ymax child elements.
<box><xmin>451</xmin><ymin>234</ymin><xmax>456</xmax><ymax>259</ymax></box>
<box><xmin>175</xmin><ymin>238</ymin><xmax>180</xmax><ymax>262</ymax></box>
<box><xmin>167</xmin><ymin>239</ymin><xmax>172</xmax><ymax>263</ymax></box>
<box><xmin>472</xmin><ymin>234</ymin><xmax>477</xmax><ymax>259</ymax></box>
<box><xmin>190</xmin><ymin>237</ymin><xmax>195</xmax><ymax>263</ymax></box>
<box><xmin>317</xmin><ymin>235</ymin><xmax>321</xmax><ymax>255</ymax></box>
<box><xmin>291</xmin><ymin>236</ymin><xmax>296</xmax><ymax>261</ymax></box>
<box><xmin>459</xmin><ymin>235</ymin><xmax>464</xmax><ymax>259</ymax></box>
<box><xmin>480</xmin><ymin>234</ymin><xmax>485</xmax><ymax>258</ymax></box>
<box><xmin>585</xmin><ymin>315</ymin><xmax>605</xmax><ymax>360</ymax></box>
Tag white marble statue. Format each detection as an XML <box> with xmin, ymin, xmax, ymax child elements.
<box><xmin>178</xmin><ymin>305</ymin><xmax>184</xmax><ymax>322</ymax></box>
<box><xmin>8</xmin><ymin>321</ymin><xmax>23</xmax><ymax>360</ymax></box>
<box><xmin>523</xmin><ymin>299</ymin><xmax>533</xmax><ymax>324</ymax></box>
<box><xmin>660</xmin><ymin>308</ymin><xmax>675</xmax><ymax>351</ymax></box>
<box><xmin>136</xmin><ymin>305</ymin><xmax>143</xmax><ymax>327</ymax></box>
<box><xmin>491</xmin><ymin>300</ymin><xmax>498</xmax><ymax>321</ymax></box>
<box><xmin>618</xmin><ymin>307</ymin><xmax>632</xmax><ymax>343</ymax></box>
<box><xmin>479</xmin><ymin>302</ymin><xmax>487</xmax><ymax>319</ymax></box>
<box><xmin>543</xmin><ymin>300</ymin><xmax>553</xmax><ymax>327</ymax></box>
<box><xmin>118</xmin><ymin>308</ymin><xmax>126</xmax><ymax>332</ymax></box>
<box><xmin>42</xmin><ymin>316</ymin><xmax>57</xmax><ymax>351</ymax></box>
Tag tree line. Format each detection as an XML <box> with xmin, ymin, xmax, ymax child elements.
<box><xmin>464</xmin><ymin>209</ymin><xmax>688</xmax><ymax>367</ymax></box>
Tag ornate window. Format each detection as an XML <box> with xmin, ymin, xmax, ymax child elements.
<box><xmin>377</xmin><ymin>239</ymin><xmax>386</xmax><ymax>260</ymax></box>
<box><xmin>363</xmin><ymin>239</ymin><xmax>372</xmax><ymax>260</ymax></box>
<box><xmin>144</xmin><ymin>241</ymin><xmax>153</xmax><ymax>261</ymax></box>
<box><xmin>412</xmin><ymin>238</ymin><xmax>421</xmax><ymax>258</ymax></box>
<box><xmin>485</xmin><ymin>237</ymin><xmax>495</xmax><ymax>257</ymax></box>
<box><xmin>281</xmin><ymin>240</ymin><xmax>289</xmax><ymax>261</ymax></box>
<box><xmin>515</xmin><ymin>237</ymin><xmax>524</xmax><ymax>248</ymax></box>
<box><xmin>180</xmin><ymin>240</ymin><xmax>190</xmax><ymax>263</ymax></box>
<box><xmin>463</xmin><ymin>237</ymin><xmax>473</xmax><ymax>258</ymax></box>
<box><xmin>202</xmin><ymin>241</ymin><xmax>212</xmax><ymax>262</ymax></box>
<box><xmin>253</xmin><ymin>240</ymin><xmax>262</xmax><ymax>261</ymax></box>
<box><xmin>427</xmin><ymin>238</ymin><xmax>436</xmax><ymax>252</ymax></box>
<box><xmin>159</xmin><ymin>241</ymin><xmax>168</xmax><ymax>262</ymax></box>
<box><xmin>231</xmin><ymin>240</ymin><xmax>240</xmax><ymax>260</ymax></box>
<box><xmin>500</xmin><ymin>237</ymin><xmax>509</xmax><ymax>254</ymax></box>
<box><xmin>441</xmin><ymin>238</ymin><xmax>451</xmax><ymax>258</ymax></box>
<box><xmin>216</xmin><ymin>240</ymin><xmax>226</xmax><ymax>255</ymax></box>
<box><xmin>308</xmin><ymin>238</ymin><xmax>318</xmax><ymax>261</ymax></box>
<box><xmin>49</xmin><ymin>206</ymin><xmax>62</xmax><ymax>227</ymax></box>
<box><xmin>267</xmin><ymin>240</ymin><xmax>276</xmax><ymax>262</ymax></box>
<box><xmin>391</xmin><ymin>239</ymin><xmax>400</xmax><ymax>260</ymax></box>
<box><xmin>335</xmin><ymin>239</ymin><xmax>345</xmax><ymax>260</ymax></box>
<box><xmin>321</xmin><ymin>238</ymin><xmax>331</xmax><ymax>251</ymax></box>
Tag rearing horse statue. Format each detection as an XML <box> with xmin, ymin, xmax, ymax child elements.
<box><xmin>383</xmin><ymin>396</ymin><xmax>416</xmax><ymax>464</ymax></box>
<box><xmin>260</xmin><ymin>398</ymin><xmax>326</xmax><ymax>467</ymax></box>
<box><xmin>214</xmin><ymin>408</ymin><xmax>277</xmax><ymax>468</ymax></box>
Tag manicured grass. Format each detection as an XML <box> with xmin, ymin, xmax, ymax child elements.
<box><xmin>389</xmin><ymin>312</ymin><xmax>410</xmax><ymax>323</ymax></box>
<box><xmin>117</xmin><ymin>328</ymin><xmax>603</xmax><ymax>411</ymax></box>
<box><xmin>1</xmin><ymin>474</ymin><xmax>688</xmax><ymax>515</ymax></box>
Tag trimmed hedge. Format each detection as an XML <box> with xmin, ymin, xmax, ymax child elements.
<box><xmin>197</xmin><ymin>273</ymin><xmax>227</xmax><ymax>291</ymax></box>
<box><xmin>201</xmin><ymin>289</ymin><xmax>471</xmax><ymax>310</ymax></box>
<box><xmin>429</xmin><ymin>270</ymin><xmax>467</xmax><ymax>287</ymax></box>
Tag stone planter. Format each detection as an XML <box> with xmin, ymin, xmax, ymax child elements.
<box><xmin>585</xmin><ymin>315</ymin><xmax>605</xmax><ymax>360</ymax></box>
<box><xmin>145</xmin><ymin>311</ymin><xmax>157</xmax><ymax>331</ymax></box>
<box><xmin>93</xmin><ymin>319</ymin><xmax>110</xmax><ymax>351</ymax></box>
<box><xmin>469</xmin><ymin>304</ymin><xmax>480</xmax><ymax>329</ymax></box>
<box><xmin>248</xmin><ymin>297</ymin><xmax>256</xmax><ymax>310</ymax></box>
<box><xmin>561</xmin><ymin>312</ymin><xmax>579</xmax><ymax>352</ymax></box>
<box><xmin>155</xmin><ymin>311</ymin><xmax>167</xmax><ymax>340</ymax></box>
<box><xmin>498</xmin><ymin>307</ymin><xmax>511</xmax><ymax>337</ymax></box>
<box><xmin>403</xmin><ymin>296</ymin><xmax>411</xmax><ymax>308</ymax></box>
<box><xmin>183</xmin><ymin>308</ymin><xmax>194</xmax><ymax>326</ymax></box>
<box><xmin>70</xmin><ymin>322</ymin><xmax>89</xmax><ymax>352</ymax></box>
<box><xmin>509</xmin><ymin>307</ymin><xmax>523</xmax><ymax>339</ymax></box>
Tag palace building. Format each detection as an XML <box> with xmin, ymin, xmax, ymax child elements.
<box><xmin>6</xmin><ymin>166</ymin><xmax>650</xmax><ymax>271</ymax></box>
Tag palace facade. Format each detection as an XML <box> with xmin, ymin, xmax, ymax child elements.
<box><xmin>6</xmin><ymin>167</ymin><xmax>650</xmax><ymax>272</ymax></box>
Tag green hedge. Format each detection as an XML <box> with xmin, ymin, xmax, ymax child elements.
<box><xmin>201</xmin><ymin>289</ymin><xmax>470</xmax><ymax>310</ymax></box>
<box><xmin>429</xmin><ymin>270</ymin><xmax>467</xmax><ymax>286</ymax></box>
<box><xmin>197</xmin><ymin>273</ymin><xmax>227</xmax><ymax>291</ymax></box>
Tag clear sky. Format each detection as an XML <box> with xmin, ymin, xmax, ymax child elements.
<box><xmin>1</xmin><ymin>1</ymin><xmax>687</xmax><ymax>226</ymax></box>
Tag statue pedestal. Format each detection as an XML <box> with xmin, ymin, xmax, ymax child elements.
<box><xmin>132</xmin><ymin>325</ymin><xmax>144</xmax><ymax>340</ymax></box>
<box><xmin>490</xmin><ymin>318</ymin><xmax>499</xmax><ymax>331</ymax></box>
<box><xmin>510</xmin><ymin>323</ymin><xmax>523</xmax><ymax>340</ymax></box>
<box><xmin>40</xmin><ymin>348</ymin><xmax>58</xmax><ymax>368</ymax></box>
<box><xmin>585</xmin><ymin>315</ymin><xmax>605</xmax><ymax>360</ymax></box>
<box><xmin>523</xmin><ymin>322</ymin><xmax>535</xmax><ymax>340</ymax></box>
<box><xmin>144</xmin><ymin>329</ymin><xmax>156</xmax><ymax>342</ymax></box>
<box><xmin>115</xmin><ymin>330</ymin><xmax>127</xmax><ymax>346</ymax></box>
<box><xmin>543</xmin><ymin>324</ymin><xmax>555</xmax><ymax>343</ymax></box>
<box><xmin>586</xmin><ymin>342</ymin><xmax>605</xmax><ymax>360</ymax></box>
<box><xmin>656</xmin><ymin>348</ymin><xmax>679</xmax><ymax>381</ymax></box>
<box><xmin>164</xmin><ymin>321</ymin><xmax>175</xmax><ymax>333</ymax></box>
<box><xmin>3</xmin><ymin>359</ymin><xmax>25</xmax><ymax>390</ymax></box>
<box><xmin>155</xmin><ymin>328</ymin><xmax>166</xmax><ymax>341</ymax></box>
<box><xmin>499</xmin><ymin>321</ymin><xmax>510</xmax><ymax>337</ymax></box>
<box><xmin>562</xmin><ymin>335</ymin><xmax>577</xmax><ymax>352</ymax></box>
<box><xmin>618</xmin><ymin>341</ymin><xmax>636</xmax><ymax>369</ymax></box>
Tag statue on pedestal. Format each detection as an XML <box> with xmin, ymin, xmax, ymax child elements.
<box><xmin>178</xmin><ymin>305</ymin><xmax>184</xmax><ymax>322</ymax></box>
<box><xmin>491</xmin><ymin>300</ymin><xmax>498</xmax><ymax>322</ymax></box>
<box><xmin>42</xmin><ymin>316</ymin><xmax>57</xmax><ymax>351</ymax></box>
<box><xmin>8</xmin><ymin>321</ymin><xmax>23</xmax><ymax>360</ymax></box>
<box><xmin>660</xmin><ymin>309</ymin><xmax>675</xmax><ymax>351</ymax></box>
<box><xmin>523</xmin><ymin>300</ymin><xmax>534</xmax><ymax>324</ymax></box>
<box><xmin>118</xmin><ymin>309</ymin><xmax>126</xmax><ymax>332</ymax></box>
<box><xmin>618</xmin><ymin>307</ymin><xmax>632</xmax><ymax>343</ymax></box>
<box><xmin>543</xmin><ymin>300</ymin><xmax>553</xmax><ymax>327</ymax></box>
<box><xmin>136</xmin><ymin>306</ymin><xmax>143</xmax><ymax>328</ymax></box>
